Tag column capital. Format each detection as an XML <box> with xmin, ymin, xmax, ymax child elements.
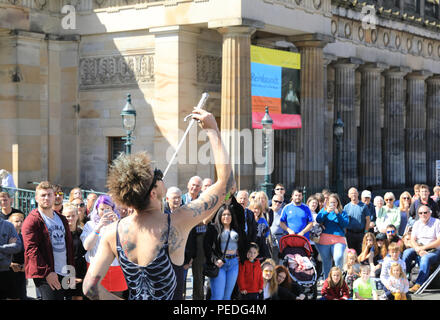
<box><xmin>406</xmin><ymin>70</ymin><xmax>433</xmax><ymax>80</ymax></box>
<box><xmin>426</xmin><ymin>74</ymin><xmax>440</xmax><ymax>83</ymax></box>
<box><xmin>383</xmin><ymin>66</ymin><xmax>412</xmax><ymax>77</ymax></box>
<box><xmin>331</xmin><ymin>57</ymin><xmax>363</xmax><ymax>69</ymax></box>
<box><xmin>209</xmin><ymin>18</ymin><xmax>264</xmax><ymax>35</ymax></box>
<box><xmin>288</xmin><ymin>33</ymin><xmax>334</xmax><ymax>48</ymax></box>
<box><xmin>358</xmin><ymin>62</ymin><xmax>388</xmax><ymax>72</ymax></box>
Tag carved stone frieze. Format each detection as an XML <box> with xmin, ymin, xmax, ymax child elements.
<box><xmin>79</xmin><ymin>53</ymin><xmax>154</xmax><ymax>90</ymax></box>
<box><xmin>196</xmin><ymin>53</ymin><xmax>221</xmax><ymax>90</ymax></box>
<box><xmin>331</xmin><ymin>16</ymin><xmax>440</xmax><ymax>61</ymax></box>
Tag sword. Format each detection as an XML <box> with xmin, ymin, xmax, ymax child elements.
<box><xmin>163</xmin><ymin>92</ymin><xmax>209</xmax><ymax>178</ymax></box>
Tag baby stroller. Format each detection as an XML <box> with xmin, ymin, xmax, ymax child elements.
<box><xmin>279</xmin><ymin>234</ymin><xmax>318</xmax><ymax>300</ymax></box>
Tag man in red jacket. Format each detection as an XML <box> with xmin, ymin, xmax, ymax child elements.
<box><xmin>22</xmin><ymin>181</ymin><xmax>74</xmax><ymax>300</ymax></box>
<box><xmin>237</xmin><ymin>242</ymin><xmax>264</xmax><ymax>300</ymax></box>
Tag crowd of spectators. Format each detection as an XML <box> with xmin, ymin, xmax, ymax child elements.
<box><xmin>1</xmin><ymin>179</ymin><xmax>440</xmax><ymax>300</ymax></box>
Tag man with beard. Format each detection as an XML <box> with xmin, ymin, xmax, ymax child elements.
<box><xmin>22</xmin><ymin>181</ymin><xmax>74</xmax><ymax>300</ymax></box>
<box><xmin>52</xmin><ymin>184</ymin><xmax>64</xmax><ymax>214</ymax></box>
<box><xmin>279</xmin><ymin>189</ymin><xmax>314</xmax><ymax>240</ymax></box>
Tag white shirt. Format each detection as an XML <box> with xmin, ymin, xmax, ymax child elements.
<box><xmin>80</xmin><ymin>220</ymin><xmax>120</xmax><ymax>266</ymax></box>
<box><xmin>412</xmin><ymin>217</ymin><xmax>440</xmax><ymax>248</ymax></box>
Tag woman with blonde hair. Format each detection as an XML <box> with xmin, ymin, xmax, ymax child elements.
<box><xmin>315</xmin><ymin>193</ymin><xmax>349</xmax><ymax>279</ymax></box>
<box><xmin>398</xmin><ymin>191</ymin><xmax>412</xmax><ymax>235</ymax></box>
<box><xmin>250</xmin><ymin>200</ymin><xmax>271</xmax><ymax>260</ymax></box>
<box><xmin>261</xmin><ymin>259</ymin><xmax>278</xmax><ymax>300</ymax></box>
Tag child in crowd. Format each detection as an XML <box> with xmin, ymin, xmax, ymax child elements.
<box><xmin>358</xmin><ymin>232</ymin><xmax>382</xmax><ymax>278</ymax></box>
<box><xmin>342</xmin><ymin>248</ymin><xmax>360</xmax><ymax>298</ymax></box>
<box><xmin>237</xmin><ymin>242</ymin><xmax>264</xmax><ymax>300</ymax></box>
<box><xmin>321</xmin><ymin>267</ymin><xmax>350</xmax><ymax>300</ymax></box>
<box><xmin>352</xmin><ymin>265</ymin><xmax>378</xmax><ymax>300</ymax></box>
<box><xmin>387</xmin><ymin>262</ymin><xmax>409</xmax><ymax>300</ymax></box>
<box><xmin>380</xmin><ymin>242</ymin><xmax>406</xmax><ymax>300</ymax></box>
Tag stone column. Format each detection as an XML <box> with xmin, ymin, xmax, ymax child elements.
<box><xmin>405</xmin><ymin>70</ymin><xmax>432</xmax><ymax>186</ymax></box>
<box><xmin>358</xmin><ymin>62</ymin><xmax>387</xmax><ymax>189</ymax></box>
<box><xmin>332</xmin><ymin>57</ymin><xmax>362</xmax><ymax>189</ymax></box>
<box><xmin>152</xmin><ymin>26</ymin><xmax>200</xmax><ymax>190</ymax></box>
<box><xmin>0</xmin><ymin>31</ymin><xmax>18</xmax><ymax>177</ymax></box>
<box><xmin>216</xmin><ymin>22</ymin><xmax>260</xmax><ymax>190</ymax></box>
<box><xmin>426</xmin><ymin>75</ymin><xmax>440</xmax><ymax>186</ymax></box>
<box><xmin>289</xmin><ymin>33</ymin><xmax>334</xmax><ymax>191</ymax></box>
<box><xmin>382</xmin><ymin>66</ymin><xmax>411</xmax><ymax>188</ymax></box>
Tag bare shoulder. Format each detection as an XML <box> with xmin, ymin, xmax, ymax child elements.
<box><xmin>161</xmin><ymin>214</ymin><xmax>186</xmax><ymax>257</ymax></box>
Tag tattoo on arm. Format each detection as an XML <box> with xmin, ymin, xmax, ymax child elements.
<box><xmin>226</xmin><ymin>171</ymin><xmax>234</xmax><ymax>194</ymax></box>
<box><xmin>85</xmin><ymin>275</ymin><xmax>101</xmax><ymax>300</ymax></box>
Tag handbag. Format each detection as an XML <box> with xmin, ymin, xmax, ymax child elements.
<box><xmin>203</xmin><ymin>231</ymin><xmax>231</xmax><ymax>278</ymax></box>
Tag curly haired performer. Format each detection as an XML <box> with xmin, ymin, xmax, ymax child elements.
<box><xmin>83</xmin><ymin>108</ymin><xmax>234</xmax><ymax>300</ymax></box>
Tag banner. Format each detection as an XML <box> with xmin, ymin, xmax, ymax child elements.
<box><xmin>251</xmin><ymin>45</ymin><xmax>301</xmax><ymax>129</ymax></box>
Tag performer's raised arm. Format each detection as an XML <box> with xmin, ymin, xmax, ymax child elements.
<box><xmin>175</xmin><ymin>108</ymin><xmax>234</xmax><ymax>232</ymax></box>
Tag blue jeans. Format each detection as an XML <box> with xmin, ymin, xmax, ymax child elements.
<box><xmin>315</xmin><ymin>242</ymin><xmax>346</xmax><ymax>279</ymax></box>
<box><xmin>209</xmin><ymin>257</ymin><xmax>239</xmax><ymax>300</ymax></box>
<box><xmin>402</xmin><ymin>248</ymin><xmax>440</xmax><ymax>285</ymax></box>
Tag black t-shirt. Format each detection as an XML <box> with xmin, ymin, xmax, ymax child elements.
<box><xmin>0</xmin><ymin>207</ymin><xmax>24</xmax><ymax>221</ymax></box>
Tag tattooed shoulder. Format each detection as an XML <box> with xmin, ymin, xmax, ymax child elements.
<box><xmin>119</xmin><ymin>220</ymin><xmax>136</xmax><ymax>257</ymax></box>
<box><xmin>159</xmin><ymin>220</ymin><xmax>183</xmax><ymax>255</ymax></box>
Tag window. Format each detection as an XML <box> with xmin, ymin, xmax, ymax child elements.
<box><xmin>108</xmin><ymin>137</ymin><xmax>125</xmax><ymax>166</ymax></box>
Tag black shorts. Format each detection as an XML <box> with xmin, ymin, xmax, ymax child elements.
<box><xmin>0</xmin><ymin>270</ymin><xmax>14</xmax><ymax>299</ymax></box>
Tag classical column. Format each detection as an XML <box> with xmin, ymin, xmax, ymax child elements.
<box><xmin>152</xmin><ymin>26</ymin><xmax>200</xmax><ymax>189</ymax></box>
<box><xmin>332</xmin><ymin>57</ymin><xmax>362</xmax><ymax>189</ymax></box>
<box><xmin>405</xmin><ymin>70</ymin><xmax>432</xmax><ymax>186</ymax></box>
<box><xmin>426</xmin><ymin>75</ymin><xmax>440</xmax><ymax>186</ymax></box>
<box><xmin>217</xmin><ymin>23</ymin><xmax>259</xmax><ymax>190</ymax></box>
<box><xmin>382</xmin><ymin>66</ymin><xmax>411</xmax><ymax>188</ymax></box>
<box><xmin>0</xmin><ymin>31</ymin><xmax>18</xmax><ymax>176</ymax></box>
<box><xmin>289</xmin><ymin>33</ymin><xmax>334</xmax><ymax>191</ymax></box>
<box><xmin>358</xmin><ymin>62</ymin><xmax>387</xmax><ymax>189</ymax></box>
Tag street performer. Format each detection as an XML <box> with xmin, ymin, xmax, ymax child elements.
<box><xmin>83</xmin><ymin>108</ymin><xmax>233</xmax><ymax>300</ymax></box>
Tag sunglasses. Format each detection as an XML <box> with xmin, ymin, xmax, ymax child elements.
<box><xmin>419</xmin><ymin>211</ymin><xmax>430</xmax><ymax>215</ymax></box>
<box><xmin>75</xmin><ymin>203</ymin><xmax>85</xmax><ymax>208</ymax></box>
<box><xmin>263</xmin><ymin>269</ymin><xmax>273</xmax><ymax>274</ymax></box>
<box><xmin>147</xmin><ymin>168</ymin><xmax>164</xmax><ymax>195</ymax></box>
<box><xmin>402</xmin><ymin>197</ymin><xmax>410</xmax><ymax>200</ymax></box>
<box><xmin>386</xmin><ymin>230</ymin><xmax>395</xmax><ymax>234</ymax></box>
<box><xmin>275</xmin><ymin>188</ymin><xmax>285</xmax><ymax>191</ymax></box>
<box><xmin>273</xmin><ymin>200</ymin><xmax>283</xmax><ymax>204</ymax></box>
<box><xmin>385</xmin><ymin>198</ymin><xmax>394</xmax><ymax>202</ymax></box>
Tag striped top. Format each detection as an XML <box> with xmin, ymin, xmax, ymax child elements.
<box><xmin>116</xmin><ymin>214</ymin><xmax>177</xmax><ymax>300</ymax></box>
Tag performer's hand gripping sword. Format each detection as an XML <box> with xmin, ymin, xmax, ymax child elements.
<box><xmin>163</xmin><ymin>92</ymin><xmax>209</xmax><ymax>178</ymax></box>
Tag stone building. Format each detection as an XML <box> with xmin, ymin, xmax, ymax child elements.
<box><xmin>0</xmin><ymin>0</ymin><xmax>439</xmax><ymax>195</ymax></box>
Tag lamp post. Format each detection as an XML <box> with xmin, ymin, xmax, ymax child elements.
<box><xmin>333</xmin><ymin>111</ymin><xmax>344</xmax><ymax>197</ymax></box>
<box><xmin>260</xmin><ymin>106</ymin><xmax>274</xmax><ymax>198</ymax></box>
<box><xmin>120</xmin><ymin>93</ymin><xmax>136</xmax><ymax>155</ymax></box>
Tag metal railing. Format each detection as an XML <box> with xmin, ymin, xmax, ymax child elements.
<box><xmin>0</xmin><ymin>186</ymin><xmax>106</xmax><ymax>216</ymax></box>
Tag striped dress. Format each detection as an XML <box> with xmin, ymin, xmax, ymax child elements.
<box><xmin>116</xmin><ymin>214</ymin><xmax>177</xmax><ymax>300</ymax></box>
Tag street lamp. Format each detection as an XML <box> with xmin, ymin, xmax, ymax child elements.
<box><xmin>260</xmin><ymin>106</ymin><xmax>274</xmax><ymax>198</ymax></box>
<box><xmin>120</xmin><ymin>93</ymin><xmax>136</xmax><ymax>155</ymax></box>
<box><xmin>333</xmin><ymin>111</ymin><xmax>344</xmax><ymax>197</ymax></box>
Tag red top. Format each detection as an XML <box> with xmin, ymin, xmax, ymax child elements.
<box><xmin>237</xmin><ymin>259</ymin><xmax>264</xmax><ymax>293</ymax></box>
<box><xmin>22</xmin><ymin>209</ymin><xmax>74</xmax><ymax>279</ymax></box>
<box><xmin>321</xmin><ymin>278</ymin><xmax>350</xmax><ymax>300</ymax></box>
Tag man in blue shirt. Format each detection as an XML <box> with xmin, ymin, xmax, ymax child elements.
<box><xmin>344</xmin><ymin>187</ymin><xmax>370</xmax><ymax>255</ymax></box>
<box><xmin>280</xmin><ymin>189</ymin><xmax>314</xmax><ymax>240</ymax></box>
